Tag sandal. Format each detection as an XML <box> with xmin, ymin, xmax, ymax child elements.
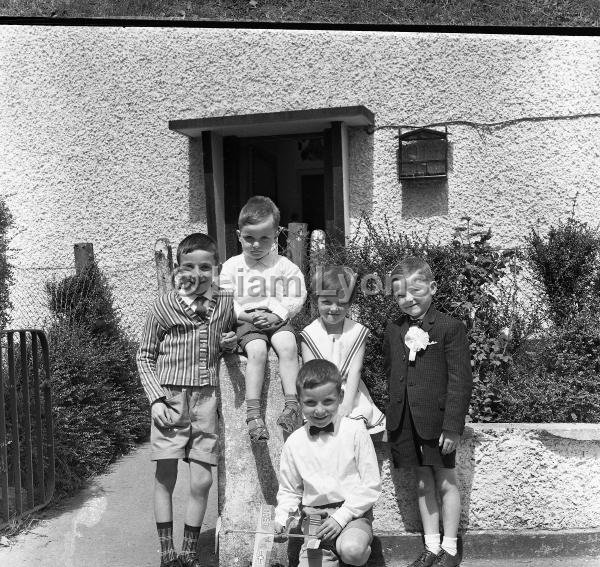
<box><xmin>276</xmin><ymin>404</ymin><xmax>300</xmax><ymax>433</ymax></box>
<box><xmin>246</xmin><ymin>416</ymin><xmax>269</xmax><ymax>443</ymax></box>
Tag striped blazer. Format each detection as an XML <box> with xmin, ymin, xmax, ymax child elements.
<box><xmin>383</xmin><ymin>306</ymin><xmax>473</xmax><ymax>438</ymax></box>
<box><xmin>136</xmin><ymin>287</ymin><xmax>235</xmax><ymax>403</ymax></box>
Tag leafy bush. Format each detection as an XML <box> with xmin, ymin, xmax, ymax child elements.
<box><xmin>482</xmin><ymin>308</ymin><xmax>600</xmax><ymax>422</ymax></box>
<box><xmin>0</xmin><ymin>199</ymin><xmax>13</xmax><ymax>331</ymax></box>
<box><xmin>527</xmin><ymin>218</ymin><xmax>600</xmax><ymax>325</ymax></box>
<box><xmin>470</xmin><ymin>217</ymin><xmax>600</xmax><ymax>423</ymax></box>
<box><xmin>298</xmin><ymin>213</ymin><xmax>600</xmax><ymax>424</ymax></box>
<box><xmin>46</xmin><ymin>263</ymin><xmax>148</xmax><ymax>496</ymax></box>
<box><xmin>314</xmin><ymin>214</ymin><xmax>514</xmax><ymax>413</ymax></box>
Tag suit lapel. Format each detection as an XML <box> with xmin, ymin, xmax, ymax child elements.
<box><xmin>420</xmin><ymin>306</ymin><xmax>438</xmax><ymax>334</ymax></box>
<box><xmin>395</xmin><ymin>316</ymin><xmax>410</xmax><ymax>358</ymax></box>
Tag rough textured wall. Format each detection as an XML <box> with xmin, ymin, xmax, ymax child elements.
<box><xmin>1</xmin><ymin>27</ymin><xmax>598</xmax><ymax>333</ymax></box>
<box><xmin>375</xmin><ymin>423</ymin><xmax>600</xmax><ymax>533</ymax></box>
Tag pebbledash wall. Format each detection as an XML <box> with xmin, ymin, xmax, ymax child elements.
<box><xmin>1</xmin><ymin>26</ymin><xmax>599</xmax><ymax>334</ymax></box>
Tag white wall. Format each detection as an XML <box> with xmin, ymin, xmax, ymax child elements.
<box><xmin>1</xmin><ymin>27</ymin><xmax>598</xmax><ymax>333</ymax></box>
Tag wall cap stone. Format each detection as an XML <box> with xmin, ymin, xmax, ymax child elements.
<box><xmin>462</xmin><ymin>422</ymin><xmax>600</xmax><ymax>441</ymax></box>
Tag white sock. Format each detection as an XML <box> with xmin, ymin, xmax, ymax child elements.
<box><xmin>424</xmin><ymin>533</ymin><xmax>441</xmax><ymax>554</ymax></box>
<box><xmin>441</xmin><ymin>536</ymin><xmax>458</xmax><ymax>556</ymax></box>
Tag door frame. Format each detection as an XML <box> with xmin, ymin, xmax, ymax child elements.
<box><xmin>171</xmin><ymin>106</ymin><xmax>374</xmax><ymax>260</ymax></box>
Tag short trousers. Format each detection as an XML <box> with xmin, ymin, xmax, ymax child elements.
<box><xmin>388</xmin><ymin>399</ymin><xmax>455</xmax><ymax>469</ymax></box>
<box><xmin>288</xmin><ymin>502</ymin><xmax>373</xmax><ymax>567</ymax></box>
<box><xmin>236</xmin><ymin>311</ymin><xmax>296</xmax><ymax>351</ymax></box>
<box><xmin>150</xmin><ymin>385</ymin><xmax>218</xmax><ymax>466</ymax></box>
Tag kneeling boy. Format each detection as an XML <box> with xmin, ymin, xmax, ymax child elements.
<box><xmin>274</xmin><ymin>359</ymin><xmax>382</xmax><ymax>566</ymax></box>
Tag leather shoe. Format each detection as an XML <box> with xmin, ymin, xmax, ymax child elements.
<box><xmin>433</xmin><ymin>549</ymin><xmax>461</xmax><ymax>566</ymax></box>
<box><xmin>406</xmin><ymin>549</ymin><xmax>438</xmax><ymax>567</ymax></box>
<box><xmin>160</xmin><ymin>558</ymin><xmax>182</xmax><ymax>567</ymax></box>
<box><xmin>178</xmin><ymin>555</ymin><xmax>202</xmax><ymax>567</ymax></box>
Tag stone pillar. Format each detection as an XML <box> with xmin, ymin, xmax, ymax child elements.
<box><xmin>217</xmin><ymin>352</ymin><xmax>290</xmax><ymax>566</ymax></box>
<box><xmin>287</xmin><ymin>222</ymin><xmax>308</xmax><ymax>273</ymax></box>
<box><xmin>73</xmin><ymin>242</ymin><xmax>94</xmax><ymax>275</ymax></box>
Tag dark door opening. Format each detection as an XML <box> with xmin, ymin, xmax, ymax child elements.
<box><xmin>223</xmin><ymin>133</ymin><xmax>326</xmax><ymax>257</ymax></box>
<box><xmin>300</xmin><ymin>173</ymin><xmax>325</xmax><ymax>233</ymax></box>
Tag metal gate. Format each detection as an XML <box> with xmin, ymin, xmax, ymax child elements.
<box><xmin>0</xmin><ymin>329</ymin><xmax>55</xmax><ymax>527</ymax></box>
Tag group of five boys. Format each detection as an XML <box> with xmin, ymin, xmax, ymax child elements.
<box><xmin>137</xmin><ymin>196</ymin><xmax>473</xmax><ymax>567</ymax></box>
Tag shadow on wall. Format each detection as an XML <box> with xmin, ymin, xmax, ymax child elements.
<box><xmin>223</xmin><ymin>355</ymin><xmax>246</xmax><ymax>410</ymax></box>
<box><xmin>401</xmin><ymin>178</ymin><xmax>449</xmax><ymax>219</ymax></box>
<box><xmin>386</xmin><ymin>427</ymin><xmax>475</xmax><ymax>533</ymax></box>
<box><xmin>188</xmin><ymin>137</ymin><xmax>207</xmax><ymax>223</ymax></box>
<box><xmin>349</xmin><ymin>127</ymin><xmax>375</xmax><ymax>218</ymax></box>
<box><xmin>456</xmin><ymin>426</ymin><xmax>476</xmax><ymax>533</ymax></box>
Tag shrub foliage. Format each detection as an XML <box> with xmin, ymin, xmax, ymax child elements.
<box><xmin>527</xmin><ymin>218</ymin><xmax>600</xmax><ymax>325</ymax></box>
<box><xmin>314</xmin><ymin>214</ymin><xmax>514</xmax><ymax>419</ymax></box>
<box><xmin>0</xmin><ymin>199</ymin><xmax>13</xmax><ymax>331</ymax></box>
<box><xmin>46</xmin><ymin>263</ymin><xmax>148</xmax><ymax>495</ymax></box>
<box><xmin>310</xmin><ymin>213</ymin><xmax>600</xmax><ymax>424</ymax></box>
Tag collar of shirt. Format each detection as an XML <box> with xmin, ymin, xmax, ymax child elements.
<box><xmin>242</xmin><ymin>249</ymin><xmax>278</xmax><ymax>270</ymax></box>
<box><xmin>406</xmin><ymin>305</ymin><xmax>432</xmax><ymax>326</ymax></box>
<box><xmin>305</xmin><ymin>414</ymin><xmax>340</xmax><ymax>438</ymax></box>
<box><xmin>308</xmin><ymin>422</ymin><xmax>335</xmax><ymax>436</ymax></box>
<box><xmin>178</xmin><ymin>283</ymin><xmax>216</xmax><ymax>307</ymax></box>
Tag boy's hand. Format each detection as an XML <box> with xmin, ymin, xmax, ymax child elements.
<box><xmin>151</xmin><ymin>400</ymin><xmax>177</xmax><ymax>429</ymax></box>
<box><xmin>237</xmin><ymin>311</ymin><xmax>255</xmax><ymax>324</ymax></box>
<box><xmin>316</xmin><ymin>516</ymin><xmax>342</xmax><ymax>542</ymax></box>
<box><xmin>220</xmin><ymin>331</ymin><xmax>237</xmax><ymax>351</ymax></box>
<box><xmin>439</xmin><ymin>430</ymin><xmax>460</xmax><ymax>454</ymax></box>
<box><xmin>337</xmin><ymin>402</ymin><xmax>352</xmax><ymax>418</ymax></box>
<box><xmin>273</xmin><ymin>520</ymin><xmax>287</xmax><ymax>541</ymax></box>
<box><xmin>254</xmin><ymin>312</ymin><xmax>282</xmax><ymax>330</ymax></box>
<box><xmin>273</xmin><ymin>520</ymin><xmax>286</xmax><ymax>533</ymax></box>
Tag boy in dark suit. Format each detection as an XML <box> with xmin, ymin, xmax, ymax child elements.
<box><xmin>383</xmin><ymin>257</ymin><xmax>473</xmax><ymax>567</ymax></box>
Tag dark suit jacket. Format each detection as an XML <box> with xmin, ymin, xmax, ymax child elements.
<box><xmin>383</xmin><ymin>306</ymin><xmax>473</xmax><ymax>439</ymax></box>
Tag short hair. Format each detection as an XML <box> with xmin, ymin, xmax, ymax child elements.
<box><xmin>297</xmin><ymin>359</ymin><xmax>343</xmax><ymax>395</ymax></box>
<box><xmin>310</xmin><ymin>265</ymin><xmax>358</xmax><ymax>304</ymax></box>
<box><xmin>238</xmin><ymin>196</ymin><xmax>281</xmax><ymax>230</ymax></box>
<box><xmin>390</xmin><ymin>256</ymin><xmax>434</xmax><ymax>282</ymax></box>
<box><xmin>176</xmin><ymin>233</ymin><xmax>219</xmax><ymax>265</ymax></box>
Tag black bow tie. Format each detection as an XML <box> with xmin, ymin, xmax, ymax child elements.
<box><xmin>309</xmin><ymin>422</ymin><xmax>335</xmax><ymax>436</ymax></box>
<box><xmin>408</xmin><ymin>317</ymin><xmax>423</xmax><ymax>327</ymax></box>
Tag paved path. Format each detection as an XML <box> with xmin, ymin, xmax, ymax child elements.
<box><xmin>0</xmin><ymin>442</ymin><xmax>217</xmax><ymax>567</ymax></box>
<box><xmin>0</xmin><ymin>442</ymin><xmax>598</xmax><ymax>567</ymax></box>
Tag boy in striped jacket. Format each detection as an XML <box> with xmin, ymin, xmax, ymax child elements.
<box><xmin>137</xmin><ymin>233</ymin><xmax>236</xmax><ymax>567</ymax></box>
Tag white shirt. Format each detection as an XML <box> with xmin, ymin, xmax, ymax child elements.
<box><xmin>219</xmin><ymin>251</ymin><xmax>307</xmax><ymax>321</ymax></box>
<box><xmin>275</xmin><ymin>416</ymin><xmax>381</xmax><ymax>529</ymax></box>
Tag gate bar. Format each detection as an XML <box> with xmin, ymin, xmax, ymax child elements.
<box><xmin>0</xmin><ymin>330</ymin><xmax>55</xmax><ymax>527</ymax></box>
<box><xmin>20</xmin><ymin>331</ymin><xmax>35</xmax><ymax>509</ymax></box>
<box><xmin>7</xmin><ymin>333</ymin><xmax>22</xmax><ymax>516</ymax></box>
<box><xmin>30</xmin><ymin>333</ymin><xmax>46</xmax><ymax>502</ymax></box>
<box><xmin>39</xmin><ymin>331</ymin><xmax>55</xmax><ymax>503</ymax></box>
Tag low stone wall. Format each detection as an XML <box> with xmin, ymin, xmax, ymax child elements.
<box><xmin>217</xmin><ymin>353</ymin><xmax>600</xmax><ymax>566</ymax></box>
<box><xmin>375</xmin><ymin>424</ymin><xmax>600</xmax><ymax>534</ymax></box>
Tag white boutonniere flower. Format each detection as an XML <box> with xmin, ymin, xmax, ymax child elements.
<box><xmin>405</xmin><ymin>326</ymin><xmax>437</xmax><ymax>362</ymax></box>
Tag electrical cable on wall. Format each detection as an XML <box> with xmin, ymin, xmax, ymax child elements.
<box><xmin>366</xmin><ymin>112</ymin><xmax>600</xmax><ymax>134</ymax></box>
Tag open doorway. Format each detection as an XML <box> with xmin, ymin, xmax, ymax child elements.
<box><xmin>223</xmin><ymin>133</ymin><xmax>325</xmax><ymax>255</ymax></box>
<box><xmin>169</xmin><ymin>105</ymin><xmax>375</xmax><ymax>260</ymax></box>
